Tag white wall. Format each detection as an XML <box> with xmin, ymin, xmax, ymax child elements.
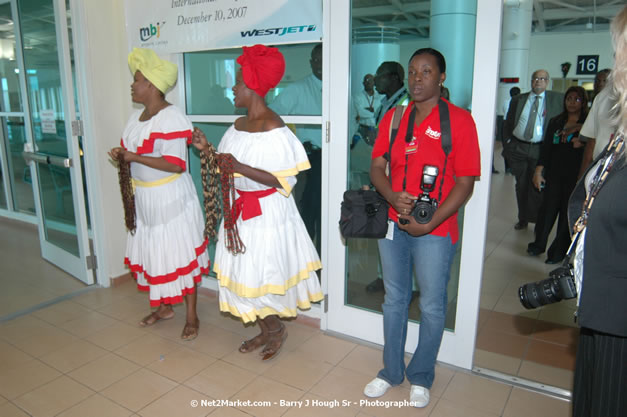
<box><xmin>528</xmin><ymin>31</ymin><xmax>613</xmax><ymax>82</ymax></box>
<box><xmin>78</xmin><ymin>0</ymin><xmax>133</xmax><ymax>284</ymax></box>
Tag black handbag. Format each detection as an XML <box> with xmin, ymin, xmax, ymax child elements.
<box><xmin>339</xmin><ymin>189</ymin><xmax>389</xmax><ymax>238</ymax></box>
<box><xmin>339</xmin><ymin>105</ymin><xmax>408</xmax><ymax>239</ymax></box>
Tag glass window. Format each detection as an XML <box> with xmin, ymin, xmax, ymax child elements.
<box><xmin>184</xmin><ymin>42</ymin><xmax>322</xmax><ymax>116</ymax></box>
<box><xmin>0</xmin><ymin>2</ymin><xmax>22</xmax><ymax>113</ymax></box>
<box><xmin>1</xmin><ymin>116</ymin><xmax>35</xmax><ymax>214</ymax></box>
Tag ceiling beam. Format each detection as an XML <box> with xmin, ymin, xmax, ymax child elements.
<box><xmin>540</xmin><ymin>1</ymin><xmax>586</xmax><ymax>12</ymax></box>
<box><xmin>541</xmin><ymin>5</ymin><xmax>621</xmax><ymax>20</ymax></box>
<box><xmin>533</xmin><ymin>0</ymin><xmax>546</xmax><ymax>32</ymax></box>
<box><xmin>352</xmin><ymin>3</ymin><xmax>430</xmax><ymax>18</ymax></box>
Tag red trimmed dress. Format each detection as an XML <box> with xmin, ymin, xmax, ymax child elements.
<box><xmin>121</xmin><ymin>105</ymin><xmax>210</xmax><ymax>307</ymax></box>
<box><xmin>214</xmin><ymin>126</ymin><xmax>323</xmax><ymax>323</ymax></box>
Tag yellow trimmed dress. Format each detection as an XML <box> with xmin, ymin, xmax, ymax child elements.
<box><xmin>214</xmin><ymin>125</ymin><xmax>323</xmax><ymax>322</ymax></box>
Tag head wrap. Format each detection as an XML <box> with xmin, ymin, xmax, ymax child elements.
<box><xmin>128</xmin><ymin>48</ymin><xmax>178</xmax><ymax>94</ymax></box>
<box><xmin>236</xmin><ymin>45</ymin><xmax>285</xmax><ymax>98</ymax></box>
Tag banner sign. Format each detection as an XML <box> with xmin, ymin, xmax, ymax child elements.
<box><xmin>124</xmin><ymin>0</ymin><xmax>322</xmax><ymax>53</ymax></box>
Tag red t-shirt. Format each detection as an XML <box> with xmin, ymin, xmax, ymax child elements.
<box><xmin>371</xmin><ymin>99</ymin><xmax>481</xmax><ymax>244</ymax></box>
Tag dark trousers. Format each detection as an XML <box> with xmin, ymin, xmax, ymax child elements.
<box><xmin>531</xmin><ymin>174</ymin><xmax>577</xmax><ymax>261</ymax></box>
<box><xmin>298</xmin><ymin>149</ymin><xmax>321</xmax><ymax>253</ymax></box>
<box><xmin>573</xmin><ymin>327</ymin><xmax>627</xmax><ymax>417</ymax></box>
<box><xmin>508</xmin><ymin>139</ymin><xmax>543</xmax><ymax>223</ymax></box>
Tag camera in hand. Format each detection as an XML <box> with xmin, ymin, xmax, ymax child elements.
<box><xmin>518</xmin><ymin>263</ymin><xmax>577</xmax><ymax>309</ymax></box>
<box><xmin>404</xmin><ymin>165</ymin><xmax>439</xmax><ymax>225</ymax></box>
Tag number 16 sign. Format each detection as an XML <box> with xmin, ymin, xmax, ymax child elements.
<box><xmin>576</xmin><ymin>55</ymin><xmax>599</xmax><ymax>75</ymax></box>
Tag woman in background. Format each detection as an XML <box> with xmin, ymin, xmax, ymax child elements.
<box><xmin>527</xmin><ymin>86</ymin><xmax>588</xmax><ymax>264</ymax></box>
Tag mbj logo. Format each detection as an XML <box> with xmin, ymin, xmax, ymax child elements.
<box><xmin>241</xmin><ymin>24</ymin><xmax>317</xmax><ymax>38</ymax></box>
<box><xmin>139</xmin><ymin>22</ymin><xmax>165</xmax><ymax>42</ymax></box>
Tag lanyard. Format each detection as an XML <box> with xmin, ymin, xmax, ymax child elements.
<box><xmin>573</xmin><ymin>134</ymin><xmax>624</xmax><ymax>234</ymax></box>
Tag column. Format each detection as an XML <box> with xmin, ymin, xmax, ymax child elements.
<box><xmin>430</xmin><ymin>0</ymin><xmax>477</xmax><ymax>109</ymax></box>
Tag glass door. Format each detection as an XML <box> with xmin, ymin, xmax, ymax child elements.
<box><xmin>19</xmin><ymin>0</ymin><xmax>91</xmax><ymax>283</ymax></box>
<box><xmin>325</xmin><ymin>0</ymin><xmax>498</xmax><ymax>372</ymax></box>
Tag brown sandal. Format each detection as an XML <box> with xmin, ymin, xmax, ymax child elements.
<box><xmin>181</xmin><ymin>318</ymin><xmax>199</xmax><ymax>341</ymax></box>
<box><xmin>261</xmin><ymin>324</ymin><xmax>287</xmax><ymax>361</ymax></box>
<box><xmin>139</xmin><ymin>310</ymin><xmax>174</xmax><ymax>327</ymax></box>
<box><xmin>239</xmin><ymin>333</ymin><xmax>267</xmax><ymax>353</ymax></box>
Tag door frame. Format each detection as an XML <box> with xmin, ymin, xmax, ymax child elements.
<box><xmin>324</xmin><ymin>0</ymin><xmax>503</xmax><ymax>371</ymax></box>
<box><xmin>22</xmin><ymin>0</ymin><xmax>93</xmax><ymax>284</ymax></box>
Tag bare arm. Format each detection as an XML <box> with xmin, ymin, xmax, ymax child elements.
<box><xmin>370</xmin><ymin>155</ymin><xmax>416</xmax><ymax>214</ymax></box>
<box><xmin>191</xmin><ymin>127</ymin><xmax>281</xmax><ymax>189</ymax></box>
<box><xmin>109</xmin><ymin>147</ymin><xmax>183</xmax><ymax>173</ymax></box>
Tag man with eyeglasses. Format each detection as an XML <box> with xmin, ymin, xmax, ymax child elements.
<box><xmin>503</xmin><ymin>69</ymin><xmax>563</xmax><ymax>230</ymax></box>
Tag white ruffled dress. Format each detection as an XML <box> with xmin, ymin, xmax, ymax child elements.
<box><xmin>121</xmin><ymin>105</ymin><xmax>210</xmax><ymax>306</ymax></box>
<box><xmin>214</xmin><ymin>126</ymin><xmax>323</xmax><ymax>322</ymax></box>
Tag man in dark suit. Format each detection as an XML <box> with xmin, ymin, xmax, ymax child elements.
<box><xmin>503</xmin><ymin>69</ymin><xmax>563</xmax><ymax>230</ymax></box>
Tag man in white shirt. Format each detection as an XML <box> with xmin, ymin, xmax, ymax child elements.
<box><xmin>578</xmin><ymin>70</ymin><xmax>615</xmax><ymax>176</ymax></box>
<box><xmin>352</xmin><ymin>73</ymin><xmax>381</xmax><ymax>146</ymax></box>
<box><xmin>269</xmin><ymin>44</ymin><xmax>322</xmax><ymax>250</ymax></box>
<box><xmin>503</xmin><ymin>69</ymin><xmax>563</xmax><ymax>230</ymax></box>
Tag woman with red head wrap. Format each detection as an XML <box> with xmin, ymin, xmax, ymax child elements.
<box><xmin>193</xmin><ymin>45</ymin><xmax>322</xmax><ymax>360</ymax></box>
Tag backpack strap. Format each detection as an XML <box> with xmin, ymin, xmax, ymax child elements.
<box><xmin>384</xmin><ymin>104</ymin><xmax>409</xmax><ymax>164</ymax></box>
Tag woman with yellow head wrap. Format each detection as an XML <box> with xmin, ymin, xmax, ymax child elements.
<box><xmin>192</xmin><ymin>44</ymin><xmax>322</xmax><ymax>361</ymax></box>
<box><xmin>109</xmin><ymin>48</ymin><xmax>208</xmax><ymax>341</ymax></box>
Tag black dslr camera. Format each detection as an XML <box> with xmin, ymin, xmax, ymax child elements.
<box><xmin>518</xmin><ymin>263</ymin><xmax>577</xmax><ymax>309</ymax></box>
<box><xmin>410</xmin><ymin>165</ymin><xmax>439</xmax><ymax>224</ymax></box>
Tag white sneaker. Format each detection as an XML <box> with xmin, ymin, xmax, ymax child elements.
<box><xmin>363</xmin><ymin>377</ymin><xmax>391</xmax><ymax>398</ymax></box>
<box><xmin>410</xmin><ymin>385</ymin><xmax>430</xmax><ymax>408</ymax></box>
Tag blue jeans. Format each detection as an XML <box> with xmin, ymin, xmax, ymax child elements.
<box><xmin>377</xmin><ymin>223</ymin><xmax>456</xmax><ymax>388</ymax></box>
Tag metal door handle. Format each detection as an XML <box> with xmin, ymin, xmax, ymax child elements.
<box><xmin>22</xmin><ymin>151</ymin><xmax>73</xmax><ymax>168</ymax></box>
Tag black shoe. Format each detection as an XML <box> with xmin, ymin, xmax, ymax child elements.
<box><xmin>514</xmin><ymin>221</ymin><xmax>528</xmax><ymax>230</ymax></box>
<box><xmin>527</xmin><ymin>243</ymin><xmax>545</xmax><ymax>256</ymax></box>
<box><xmin>365</xmin><ymin>278</ymin><xmax>384</xmax><ymax>293</ymax></box>
<box><xmin>545</xmin><ymin>258</ymin><xmax>562</xmax><ymax>265</ymax></box>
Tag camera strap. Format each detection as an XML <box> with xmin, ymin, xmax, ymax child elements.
<box><xmin>384</xmin><ymin>99</ymin><xmax>452</xmax><ymax>201</ymax></box>
<box><xmin>437</xmin><ymin>99</ymin><xmax>452</xmax><ymax>203</ymax></box>
<box><xmin>564</xmin><ymin>133</ymin><xmax>625</xmax><ymax>267</ymax></box>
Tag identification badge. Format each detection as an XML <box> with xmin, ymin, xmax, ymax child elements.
<box><xmin>385</xmin><ymin>220</ymin><xmax>394</xmax><ymax>240</ymax></box>
<box><xmin>405</xmin><ymin>137</ymin><xmax>418</xmax><ymax>155</ymax></box>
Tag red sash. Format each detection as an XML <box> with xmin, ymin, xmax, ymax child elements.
<box><xmin>233</xmin><ymin>188</ymin><xmax>278</xmax><ymax>221</ymax></box>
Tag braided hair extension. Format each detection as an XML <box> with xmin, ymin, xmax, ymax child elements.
<box><xmin>200</xmin><ymin>145</ymin><xmax>246</xmax><ymax>255</ymax></box>
<box><xmin>117</xmin><ymin>160</ymin><xmax>136</xmax><ymax>234</ymax></box>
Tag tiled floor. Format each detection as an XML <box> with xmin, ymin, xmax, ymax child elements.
<box><xmin>0</xmin><ymin>280</ymin><xmax>572</xmax><ymax>417</ymax></box>
<box><xmin>0</xmin><ymin>146</ymin><xmax>576</xmax><ymax>416</ymax></box>
<box><xmin>475</xmin><ymin>151</ymin><xmax>578</xmax><ymax>390</ymax></box>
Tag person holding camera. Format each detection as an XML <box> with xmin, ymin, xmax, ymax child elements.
<box><xmin>568</xmin><ymin>7</ymin><xmax>627</xmax><ymax>416</ymax></box>
<box><xmin>363</xmin><ymin>48</ymin><xmax>480</xmax><ymax>407</ymax></box>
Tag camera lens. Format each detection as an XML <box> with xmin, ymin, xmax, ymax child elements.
<box><xmin>518</xmin><ymin>274</ymin><xmax>577</xmax><ymax>310</ymax></box>
<box><xmin>412</xmin><ymin>201</ymin><xmax>434</xmax><ymax>224</ymax></box>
